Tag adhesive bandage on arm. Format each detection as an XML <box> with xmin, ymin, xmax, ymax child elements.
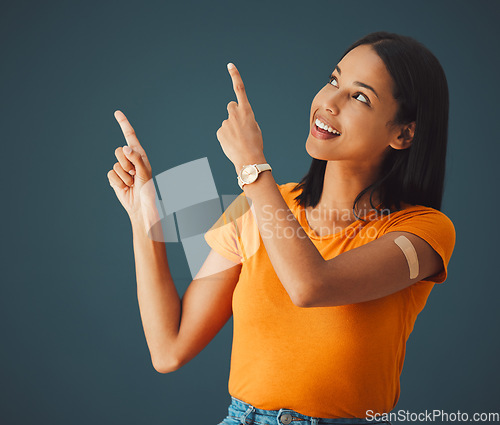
<box><xmin>394</xmin><ymin>235</ymin><xmax>419</xmax><ymax>279</ymax></box>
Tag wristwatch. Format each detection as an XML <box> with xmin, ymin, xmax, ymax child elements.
<box><xmin>237</xmin><ymin>163</ymin><xmax>272</xmax><ymax>189</ymax></box>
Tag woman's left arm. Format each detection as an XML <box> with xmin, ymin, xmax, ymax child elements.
<box><xmin>217</xmin><ymin>63</ymin><xmax>444</xmax><ymax>308</ymax></box>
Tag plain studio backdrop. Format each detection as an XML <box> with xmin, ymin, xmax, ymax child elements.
<box><xmin>1</xmin><ymin>0</ymin><xmax>499</xmax><ymax>424</ymax></box>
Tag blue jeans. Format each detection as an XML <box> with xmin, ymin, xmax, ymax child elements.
<box><xmin>217</xmin><ymin>396</ymin><xmax>392</xmax><ymax>425</ymax></box>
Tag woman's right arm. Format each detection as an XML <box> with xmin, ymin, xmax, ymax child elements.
<box><xmin>130</xmin><ymin>216</ymin><xmax>241</xmax><ymax>373</ymax></box>
<box><xmin>108</xmin><ymin>110</ymin><xmax>241</xmax><ymax>373</ymax></box>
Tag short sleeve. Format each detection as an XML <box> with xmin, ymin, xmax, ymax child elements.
<box><xmin>203</xmin><ymin>191</ymin><xmax>253</xmax><ymax>264</ymax></box>
<box><xmin>383</xmin><ymin>208</ymin><xmax>456</xmax><ymax>284</ymax></box>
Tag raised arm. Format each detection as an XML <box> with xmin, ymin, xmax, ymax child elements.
<box><xmin>108</xmin><ymin>111</ymin><xmax>241</xmax><ymax>373</ymax></box>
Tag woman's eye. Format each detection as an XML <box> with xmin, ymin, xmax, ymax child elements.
<box><xmin>354</xmin><ymin>93</ymin><xmax>369</xmax><ymax>104</ymax></box>
<box><xmin>328</xmin><ymin>75</ymin><xmax>338</xmax><ymax>87</ymax></box>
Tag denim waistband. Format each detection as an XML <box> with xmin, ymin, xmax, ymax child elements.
<box><xmin>226</xmin><ymin>396</ymin><xmax>392</xmax><ymax>425</ymax></box>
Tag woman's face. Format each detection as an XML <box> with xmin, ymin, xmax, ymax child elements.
<box><xmin>306</xmin><ymin>44</ymin><xmax>408</xmax><ymax>167</ymax></box>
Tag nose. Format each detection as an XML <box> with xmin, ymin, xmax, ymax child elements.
<box><xmin>326</xmin><ymin>105</ymin><xmax>339</xmax><ymax>115</ymax></box>
<box><xmin>323</xmin><ymin>91</ymin><xmax>341</xmax><ymax>115</ymax></box>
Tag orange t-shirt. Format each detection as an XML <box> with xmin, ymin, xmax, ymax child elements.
<box><xmin>204</xmin><ymin>182</ymin><xmax>456</xmax><ymax>419</ymax></box>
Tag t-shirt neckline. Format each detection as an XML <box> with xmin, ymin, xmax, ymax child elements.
<box><xmin>297</xmin><ymin>202</ymin><xmax>384</xmax><ymax>240</ymax></box>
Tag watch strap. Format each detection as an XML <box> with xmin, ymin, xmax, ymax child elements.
<box><xmin>255</xmin><ymin>163</ymin><xmax>272</xmax><ymax>173</ymax></box>
<box><xmin>237</xmin><ymin>163</ymin><xmax>272</xmax><ymax>189</ymax></box>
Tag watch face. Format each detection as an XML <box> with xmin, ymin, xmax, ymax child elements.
<box><xmin>241</xmin><ymin>165</ymin><xmax>258</xmax><ymax>183</ymax></box>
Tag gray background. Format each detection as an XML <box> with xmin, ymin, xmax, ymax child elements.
<box><xmin>2</xmin><ymin>0</ymin><xmax>499</xmax><ymax>424</ymax></box>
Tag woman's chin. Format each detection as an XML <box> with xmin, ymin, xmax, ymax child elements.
<box><xmin>305</xmin><ymin>137</ymin><xmax>334</xmax><ymax>161</ymax></box>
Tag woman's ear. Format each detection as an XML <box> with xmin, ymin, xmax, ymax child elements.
<box><xmin>390</xmin><ymin>121</ymin><xmax>415</xmax><ymax>150</ymax></box>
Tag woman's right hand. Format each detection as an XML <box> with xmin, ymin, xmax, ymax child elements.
<box><xmin>107</xmin><ymin>110</ymin><xmax>155</xmax><ymax>223</ymax></box>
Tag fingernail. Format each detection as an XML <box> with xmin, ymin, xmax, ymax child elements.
<box><xmin>227</xmin><ymin>62</ymin><xmax>235</xmax><ymax>70</ymax></box>
<box><xmin>129</xmin><ymin>169</ymin><xmax>135</xmax><ymax>175</ymax></box>
<box><xmin>123</xmin><ymin>146</ymin><xmax>132</xmax><ymax>154</ymax></box>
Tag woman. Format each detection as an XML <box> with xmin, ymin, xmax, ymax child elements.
<box><xmin>107</xmin><ymin>31</ymin><xmax>456</xmax><ymax>424</ymax></box>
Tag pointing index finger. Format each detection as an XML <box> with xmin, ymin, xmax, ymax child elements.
<box><xmin>113</xmin><ymin>110</ymin><xmax>152</xmax><ymax>172</ymax></box>
<box><xmin>114</xmin><ymin>110</ymin><xmax>142</xmax><ymax>150</ymax></box>
<box><xmin>227</xmin><ymin>63</ymin><xmax>250</xmax><ymax>108</ymax></box>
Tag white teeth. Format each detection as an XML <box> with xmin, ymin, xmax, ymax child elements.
<box><xmin>315</xmin><ymin>119</ymin><xmax>325</xmax><ymax>130</ymax></box>
<box><xmin>315</xmin><ymin>118</ymin><xmax>341</xmax><ymax>135</ymax></box>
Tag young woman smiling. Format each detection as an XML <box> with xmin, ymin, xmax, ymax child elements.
<box><xmin>108</xmin><ymin>31</ymin><xmax>455</xmax><ymax>424</ymax></box>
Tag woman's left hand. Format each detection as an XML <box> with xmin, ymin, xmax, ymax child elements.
<box><xmin>216</xmin><ymin>63</ymin><xmax>266</xmax><ymax>172</ymax></box>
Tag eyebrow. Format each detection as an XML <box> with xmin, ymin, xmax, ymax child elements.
<box><xmin>335</xmin><ymin>65</ymin><xmax>380</xmax><ymax>100</ymax></box>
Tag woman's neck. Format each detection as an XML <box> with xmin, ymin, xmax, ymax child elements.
<box><xmin>314</xmin><ymin>160</ymin><xmax>382</xmax><ymax>218</ymax></box>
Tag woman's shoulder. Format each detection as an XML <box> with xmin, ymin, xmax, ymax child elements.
<box><xmin>379</xmin><ymin>201</ymin><xmax>456</xmax><ymax>239</ymax></box>
<box><xmin>276</xmin><ymin>181</ymin><xmax>302</xmax><ymax>205</ymax></box>
<box><xmin>276</xmin><ymin>181</ymin><xmax>301</xmax><ymax>194</ymax></box>
<box><xmin>386</xmin><ymin>201</ymin><xmax>453</xmax><ymax>222</ymax></box>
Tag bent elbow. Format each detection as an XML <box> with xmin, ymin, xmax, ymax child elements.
<box><xmin>290</xmin><ymin>280</ymin><xmax>319</xmax><ymax>308</ymax></box>
<box><xmin>290</xmin><ymin>287</ymin><xmax>312</xmax><ymax>308</ymax></box>
<box><xmin>152</xmin><ymin>355</ymin><xmax>181</xmax><ymax>374</ymax></box>
<box><xmin>292</xmin><ymin>295</ymin><xmax>311</xmax><ymax>308</ymax></box>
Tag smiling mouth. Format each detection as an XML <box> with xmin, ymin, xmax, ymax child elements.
<box><xmin>312</xmin><ymin>122</ymin><xmax>341</xmax><ymax>139</ymax></box>
<box><xmin>314</xmin><ymin>118</ymin><xmax>341</xmax><ymax>135</ymax></box>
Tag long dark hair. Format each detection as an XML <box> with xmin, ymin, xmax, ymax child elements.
<box><xmin>291</xmin><ymin>31</ymin><xmax>450</xmax><ymax>218</ymax></box>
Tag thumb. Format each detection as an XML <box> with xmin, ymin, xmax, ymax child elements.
<box><xmin>123</xmin><ymin>145</ymin><xmax>151</xmax><ymax>182</ymax></box>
